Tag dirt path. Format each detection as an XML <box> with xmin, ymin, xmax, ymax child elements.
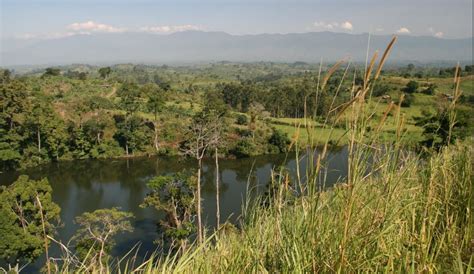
<box><xmin>106</xmin><ymin>86</ymin><xmax>117</xmax><ymax>98</ymax></box>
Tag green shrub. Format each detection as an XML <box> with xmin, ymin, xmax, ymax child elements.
<box><xmin>236</xmin><ymin>114</ymin><xmax>248</xmax><ymax>125</ymax></box>
<box><xmin>402</xmin><ymin>80</ymin><xmax>419</xmax><ymax>94</ymax></box>
<box><xmin>231</xmin><ymin>138</ymin><xmax>256</xmax><ymax>158</ymax></box>
<box><xmin>268</xmin><ymin>129</ymin><xmax>290</xmax><ymax>153</ymax></box>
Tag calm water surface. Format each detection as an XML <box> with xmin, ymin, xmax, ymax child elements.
<box><xmin>0</xmin><ymin>147</ymin><xmax>348</xmax><ymax>272</ymax></box>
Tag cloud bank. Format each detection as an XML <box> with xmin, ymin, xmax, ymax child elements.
<box><xmin>16</xmin><ymin>21</ymin><xmax>202</xmax><ymax>40</ymax></box>
<box><xmin>67</xmin><ymin>21</ymin><xmax>126</xmax><ymax>33</ymax></box>
<box><xmin>313</xmin><ymin>20</ymin><xmax>354</xmax><ymax>31</ymax></box>
<box><xmin>396</xmin><ymin>27</ymin><xmax>411</xmax><ymax>34</ymax></box>
<box><xmin>140</xmin><ymin>24</ymin><xmax>202</xmax><ymax>34</ymax></box>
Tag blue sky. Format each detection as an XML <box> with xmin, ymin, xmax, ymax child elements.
<box><xmin>1</xmin><ymin>0</ymin><xmax>473</xmax><ymax>40</ymax></box>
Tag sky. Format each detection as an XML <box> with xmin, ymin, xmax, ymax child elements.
<box><xmin>1</xmin><ymin>0</ymin><xmax>473</xmax><ymax>40</ymax></box>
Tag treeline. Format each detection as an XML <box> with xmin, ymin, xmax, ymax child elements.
<box><xmin>2</xmin><ymin>60</ymin><xmax>473</xmax><ymax>170</ymax></box>
<box><xmin>0</xmin><ymin>69</ymin><xmax>291</xmax><ymax>170</ymax></box>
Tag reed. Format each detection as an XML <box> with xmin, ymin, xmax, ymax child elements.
<box><xmin>129</xmin><ymin>36</ymin><xmax>472</xmax><ymax>273</ymax></box>
<box><xmin>51</xmin><ymin>36</ymin><xmax>472</xmax><ymax>274</ymax></box>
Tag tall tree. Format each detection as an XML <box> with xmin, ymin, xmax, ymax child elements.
<box><xmin>0</xmin><ymin>81</ymin><xmax>30</xmax><ymax>169</ymax></box>
<box><xmin>73</xmin><ymin>208</ymin><xmax>133</xmax><ymax>271</ymax></box>
<box><xmin>141</xmin><ymin>172</ymin><xmax>196</xmax><ymax>251</ymax></box>
<box><xmin>0</xmin><ymin>176</ymin><xmax>60</xmax><ymax>265</ymax></box>
<box><xmin>203</xmin><ymin>90</ymin><xmax>228</xmax><ymax>227</ymax></box>
<box><xmin>98</xmin><ymin>67</ymin><xmax>112</xmax><ymax>79</ymax></box>
<box><xmin>117</xmin><ymin>82</ymin><xmax>142</xmax><ymax>115</ymax></box>
<box><xmin>114</xmin><ymin>114</ymin><xmax>152</xmax><ymax>156</ymax></box>
<box><xmin>143</xmin><ymin>83</ymin><xmax>165</xmax><ymax>152</ymax></box>
<box><xmin>181</xmin><ymin>112</ymin><xmax>220</xmax><ymax>242</ymax></box>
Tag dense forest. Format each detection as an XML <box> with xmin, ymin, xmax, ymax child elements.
<box><xmin>1</xmin><ymin>62</ymin><xmax>473</xmax><ymax>171</ymax></box>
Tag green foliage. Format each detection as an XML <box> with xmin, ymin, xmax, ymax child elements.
<box><xmin>0</xmin><ymin>81</ymin><xmax>30</xmax><ymax>169</ymax></box>
<box><xmin>219</xmin><ymin>82</ymin><xmax>257</xmax><ymax>112</ymax></box>
<box><xmin>236</xmin><ymin>114</ymin><xmax>248</xmax><ymax>125</ymax></box>
<box><xmin>42</xmin><ymin>68</ymin><xmax>61</xmax><ymax>77</ymax></box>
<box><xmin>421</xmin><ymin>83</ymin><xmax>437</xmax><ymax>95</ymax></box>
<box><xmin>153</xmin><ymin>143</ymin><xmax>472</xmax><ymax>273</ymax></box>
<box><xmin>0</xmin><ymin>69</ymin><xmax>11</xmax><ymax>84</ymax></box>
<box><xmin>372</xmin><ymin>82</ymin><xmax>391</xmax><ymax>97</ymax></box>
<box><xmin>231</xmin><ymin>138</ymin><xmax>257</xmax><ymax>157</ymax></box>
<box><xmin>114</xmin><ymin>114</ymin><xmax>153</xmax><ymax>155</ymax></box>
<box><xmin>464</xmin><ymin>65</ymin><xmax>473</xmax><ymax>74</ymax></box>
<box><xmin>0</xmin><ymin>176</ymin><xmax>60</xmax><ymax>264</ymax></box>
<box><xmin>400</xmin><ymin>93</ymin><xmax>414</xmax><ymax>107</ymax></box>
<box><xmin>268</xmin><ymin>129</ymin><xmax>290</xmax><ymax>153</ymax></box>
<box><xmin>141</xmin><ymin>172</ymin><xmax>196</xmax><ymax>245</ymax></box>
<box><xmin>1</xmin><ymin>63</ymin><xmax>472</xmax><ymax>171</ymax></box>
<box><xmin>203</xmin><ymin>89</ymin><xmax>228</xmax><ymax>117</ymax></box>
<box><xmin>26</xmin><ymin>100</ymin><xmax>69</xmax><ymax>161</ymax></box>
<box><xmin>89</xmin><ymin>140</ymin><xmax>124</xmax><ymax>159</ymax></box>
<box><xmin>415</xmin><ymin>107</ymin><xmax>469</xmax><ymax>149</ymax></box>
<box><xmin>98</xmin><ymin>67</ymin><xmax>112</xmax><ymax>79</ymax></box>
<box><xmin>65</xmin><ymin>70</ymin><xmax>88</xmax><ymax>80</ymax></box>
<box><xmin>403</xmin><ymin>80</ymin><xmax>419</xmax><ymax>94</ymax></box>
<box><xmin>143</xmin><ymin>83</ymin><xmax>165</xmax><ymax>120</ymax></box>
<box><xmin>73</xmin><ymin>208</ymin><xmax>133</xmax><ymax>263</ymax></box>
<box><xmin>117</xmin><ymin>82</ymin><xmax>142</xmax><ymax>114</ymax></box>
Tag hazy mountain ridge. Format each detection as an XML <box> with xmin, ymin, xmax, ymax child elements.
<box><xmin>1</xmin><ymin>31</ymin><xmax>472</xmax><ymax>66</ymax></box>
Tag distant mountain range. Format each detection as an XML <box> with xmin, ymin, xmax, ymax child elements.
<box><xmin>1</xmin><ymin>31</ymin><xmax>472</xmax><ymax>66</ymax></box>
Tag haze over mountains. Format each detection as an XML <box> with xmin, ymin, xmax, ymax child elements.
<box><xmin>1</xmin><ymin>31</ymin><xmax>472</xmax><ymax>66</ymax></box>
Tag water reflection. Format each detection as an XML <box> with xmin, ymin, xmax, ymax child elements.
<box><xmin>0</xmin><ymin>147</ymin><xmax>348</xmax><ymax>271</ymax></box>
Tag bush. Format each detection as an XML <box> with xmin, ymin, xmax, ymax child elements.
<box><xmin>421</xmin><ymin>83</ymin><xmax>437</xmax><ymax>95</ymax></box>
<box><xmin>231</xmin><ymin>138</ymin><xmax>256</xmax><ymax>158</ymax></box>
<box><xmin>372</xmin><ymin>83</ymin><xmax>391</xmax><ymax>97</ymax></box>
<box><xmin>90</xmin><ymin>140</ymin><xmax>124</xmax><ymax>159</ymax></box>
<box><xmin>403</xmin><ymin>80</ymin><xmax>419</xmax><ymax>94</ymax></box>
<box><xmin>236</xmin><ymin>114</ymin><xmax>248</xmax><ymax>125</ymax></box>
<box><xmin>268</xmin><ymin>129</ymin><xmax>290</xmax><ymax>153</ymax></box>
<box><xmin>400</xmin><ymin>93</ymin><xmax>414</xmax><ymax>107</ymax></box>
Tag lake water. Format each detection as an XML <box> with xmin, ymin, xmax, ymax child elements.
<box><xmin>0</xmin><ymin>147</ymin><xmax>348</xmax><ymax>271</ymax></box>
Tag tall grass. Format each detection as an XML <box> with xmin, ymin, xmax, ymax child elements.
<box><xmin>140</xmin><ymin>142</ymin><xmax>471</xmax><ymax>273</ymax></box>
<box><xmin>50</xmin><ymin>37</ymin><xmax>473</xmax><ymax>273</ymax></box>
<box><xmin>138</xmin><ymin>36</ymin><xmax>473</xmax><ymax>273</ymax></box>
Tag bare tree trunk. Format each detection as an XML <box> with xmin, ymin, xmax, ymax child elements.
<box><xmin>154</xmin><ymin>124</ymin><xmax>159</xmax><ymax>152</ymax></box>
<box><xmin>36</xmin><ymin>195</ymin><xmax>50</xmax><ymax>274</ymax></box>
<box><xmin>37</xmin><ymin>128</ymin><xmax>41</xmax><ymax>152</ymax></box>
<box><xmin>196</xmin><ymin>158</ymin><xmax>203</xmax><ymax>243</ymax></box>
<box><xmin>125</xmin><ymin>142</ymin><xmax>129</xmax><ymax>156</ymax></box>
<box><xmin>99</xmin><ymin>240</ymin><xmax>105</xmax><ymax>273</ymax></box>
<box><xmin>215</xmin><ymin>147</ymin><xmax>220</xmax><ymax>228</ymax></box>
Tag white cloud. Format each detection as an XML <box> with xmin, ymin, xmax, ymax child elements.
<box><xmin>396</xmin><ymin>27</ymin><xmax>411</xmax><ymax>34</ymax></box>
<box><xmin>313</xmin><ymin>20</ymin><xmax>353</xmax><ymax>31</ymax></box>
<box><xmin>16</xmin><ymin>22</ymin><xmax>201</xmax><ymax>40</ymax></box>
<box><xmin>140</xmin><ymin>24</ymin><xmax>202</xmax><ymax>34</ymax></box>
<box><xmin>313</xmin><ymin>21</ymin><xmax>336</xmax><ymax>29</ymax></box>
<box><xmin>428</xmin><ymin>27</ymin><xmax>444</xmax><ymax>38</ymax></box>
<box><xmin>16</xmin><ymin>31</ymin><xmax>89</xmax><ymax>40</ymax></box>
<box><xmin>341</xmin><ymin>21</ymin><xmax>353</xmax><ymax>30</ymax></box>
<box><xmin>375</xmin><ymin>27</ymin><xmax>384</xmax><ymax>32</ymax></box>
<box><xmin>67</xmin><ymin>21</ymin><xmax>126</xmax><ymax>33</ymax></box>
<box><xmin>16</xmin><ymin>21</ymin><xmax>124</xmax><ymax>39</ymax></box>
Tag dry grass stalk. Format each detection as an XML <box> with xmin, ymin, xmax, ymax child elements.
<box><xmin>321</xmin><ymin>59</ymin><xmax>346</xmax><ymax>91</ymax></box>
<box><xmin>364</xmin><ymin>51</ymin><xmax>379</xmax><ymax>90</ymax></box>
<box><xmin>376</xmin><ymin>101</ymin><xmax>394</xmax><ymax>132</ymax></box>
<box><xmin>374</xmin><ymin>36</ymin><xmax>397</xmax><ymax>80</ymax></box>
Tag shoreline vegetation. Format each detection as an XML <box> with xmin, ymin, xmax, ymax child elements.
<box><xmin>1</xmin><ymin>54</ymin><xmax>473</xmax><ymax>171</ymax></box>
<box><xmin>1</xmin><ymin>37</ymin><xmax>473</xmax><ymax>273</ymax></box>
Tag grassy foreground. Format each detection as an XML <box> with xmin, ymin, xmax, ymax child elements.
<box><xmin>136</xmin><ymin>141</ymin><xmax>472</xmax><ymax>273</ymax></box>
